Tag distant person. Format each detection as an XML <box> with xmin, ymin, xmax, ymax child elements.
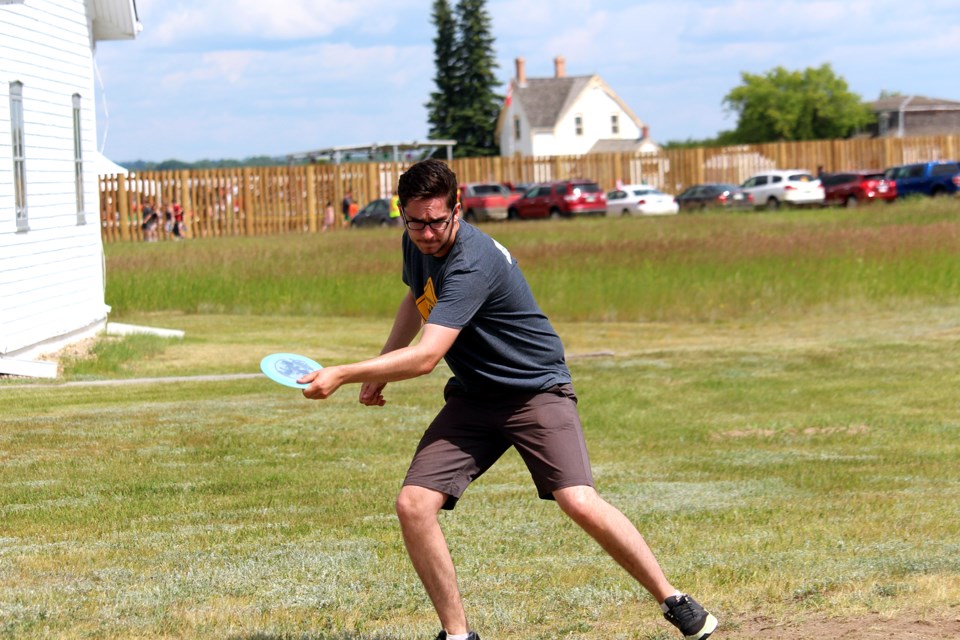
<box><xmin>348</xmin><ymin>200</ymin><xmax>359</xmax><ymax>222</ymax></box>
<box><xmin>389</xmin><ymin>190</ymin><xmax>401</xmax><ymax>227</ymax></box>
<box><xmin>323</xmin><ymin>200</ymin><xmax>335</xmax><ymax>232</ymax></box>
<box><xmin>297</xmin><ymin>159</ymin><xmax>718</xmax><ymax>640</ymax></box>
<box><xmin>140</xmin><ymin>203</ymin><xmax>159</xmax><ymax>242</ymax></box>
<box><xmin>172</xmin><ymin>203</ymin><xmax>186</xmax><ymax>239</ymax></box>
<box><xmin>342</xmin><ymin>191</ymin><xmax>354</xmax><ymax>224</ymax></box>
<box><xmin>163</xmin><ymin>203</ymin><xmax>174</xmax><ymax>236</ymax></box>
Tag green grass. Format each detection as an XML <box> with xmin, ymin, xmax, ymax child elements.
<box><xmin>2</xmin><ymin>200</ymin><xmax>960</xmax><ymax>638</ymax></box>
<box><xmin>102</xmin><ymin>199</ymin><xmax>960</xmax><ymax>322</ymax></box>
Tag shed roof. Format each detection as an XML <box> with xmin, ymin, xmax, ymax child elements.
<box><xmin>869</xmin><ymin>95</ymin><xmax>960</xmax><ymax>112</ymax></box>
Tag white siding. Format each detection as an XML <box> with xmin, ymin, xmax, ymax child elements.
<box><xmin>0</xmin><ymin>0</ymin><xmax>109</xmax><ymax>355</ymax></box>
<box><xmin>497</xmin><ymin>95</ymin><xmax>534</xmax><ymax>157</ymax></box>
<box><xmin>553</xmin><ymin>85</ymin><xmax>642</xmax><ymax>156</ymax></box>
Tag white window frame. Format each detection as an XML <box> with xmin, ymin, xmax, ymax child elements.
<box><xmin>10</xmin><ymin>81</ymin><xmax>28</xmax><ymax>231</ymax></box>
<box><xmin>514</xmin><ymin>116</ymin><xmax>521</xmax><ymax>141</ymax></box>
<box><xmin>574</xmin><ymin>114</ymin><xmax>583</xmax><ymax>136</ymax></box>
<box><xmin>72</xmin><ymin>93</ymin><xmax>86</xmax><ymax>225</ymax></box>
<box><xmin>611</xmin><ymin>114</ymin><xmax>619</xmax><ymax>135</ymax></box>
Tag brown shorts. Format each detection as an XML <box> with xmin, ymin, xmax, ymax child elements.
<box><xmin>403</xmin><ymin>383</ymin><xmax>594</xmax><ymax>510</ymax></box>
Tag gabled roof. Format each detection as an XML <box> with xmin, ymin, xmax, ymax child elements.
<box><xmin>868</xmin><ymin>95</ymin><xmax>960</xmax><ymax>112</ymax></box>
<box><xmin>516</xmin><ymin>75</ymin><xmax>593</xmax><ymax>129</ymax></box>
<box><xmin>513</xmin><ymin>74</ymin><xmax>643</xmax><ymax>131</ymax></box>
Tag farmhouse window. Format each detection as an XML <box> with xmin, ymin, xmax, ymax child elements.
<box><xmin>514</xmin><ymin>116</ymin><xmax>521</xmax><ymax>140</ymax></box>
<box><xmin>611</xmin><ymin>114</ymin><xmax>619</xmax><ymax>134</ymax></box>
<box><xmin>10</xmin><ymin>81</ymin><xmax>28</xmax><ymax>231</ymax></box>
<box><xmin>575</xmin><ymin>115</ymin><xmax>583</xmax><ymax>136</ymax></box>
<box><xmin>73</xmin><ymin>93</ymin><xmax>85</xmax><ymax>225</ymax></box>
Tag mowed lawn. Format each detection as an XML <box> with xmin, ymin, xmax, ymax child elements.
<box><xmin>2</xmin><ymin>201</ymin><xmax>960</xmax><ymax>639</ymax></box>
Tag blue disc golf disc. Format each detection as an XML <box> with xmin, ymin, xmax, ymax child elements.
<box><xmin>260</xmin><ymin>353</ymin><xmax>323</xmax><ymax>389</ymax></box>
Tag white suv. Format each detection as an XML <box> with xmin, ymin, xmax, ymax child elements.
<box><xmin>740</xmin><ymin>170</ymin><xmax>825</xmax><ymax>210</ymax></box>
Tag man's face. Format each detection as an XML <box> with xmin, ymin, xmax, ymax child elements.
<box><xmin>402</xmin><ymin>196</ymin><xmax>459</xmax><ymax>258</ymax></box>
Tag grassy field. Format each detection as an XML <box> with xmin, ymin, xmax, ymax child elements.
<box><xmin>2</xmin><ymin>201</ymin><xmax>960</xmax><ymax>639</ymax></box>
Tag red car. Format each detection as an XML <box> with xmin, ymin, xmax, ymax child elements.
<box><xmin>820</xmin><ymin>171</ymin><xmax>897</xmax><ymax>207</ymax></box>
<box><xmin>458</xmin><ymin>183</ymin><xmax>518</xmax><ymax>222</ymax></box>
<box><xmin>507</xmin><ymin>179</ymin><xmax>606</xmax><ymax>219</ymax></box>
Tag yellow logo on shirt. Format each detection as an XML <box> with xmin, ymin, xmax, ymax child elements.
<box><xmin>416</xmin><ymin>277</ymin><xmax>437</xmax><ymax>321</ymax></box>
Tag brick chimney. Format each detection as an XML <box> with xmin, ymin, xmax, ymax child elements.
<box><xmin>641</xmin><ymin>125</ymin><xmax>650</xmax><ymax>139</ymax></box>
<box><xmin>515</xmin><ymin>57</ymin><xmax>526</xmax><ymax>87</ymax></box>
<box><xmin>554</xmin><ymin>56</ymin><xmax>566</xmax><ymax>78</ymax></box>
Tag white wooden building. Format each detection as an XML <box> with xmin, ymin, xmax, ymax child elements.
<box><xmin>497</xmin><ymin>56</ymin><xmax>660</xmax><ymax>158</ymax></box>
<box><xmin>0</xmin><ymin>0</ymin><xmax>140</xmax><ymax>377</ymax></box>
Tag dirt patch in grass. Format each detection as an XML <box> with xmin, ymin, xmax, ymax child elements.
<box><xmin>713</xmin><ymin>424</ymin><xmax>871</xmax><ymax>440</ymax></box>
<box><xmin>37</xmin><ymin>337</ymin><xmax>98</xmax><ymax>363</ymax></box>
<box><xmin>731</xmin><ymin>612</ymin><xmax>960</xmax><ymax>639</ymax></box>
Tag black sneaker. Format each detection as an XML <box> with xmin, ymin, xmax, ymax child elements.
<box><xmin>662</xmin><ymin>594</ymin><xmax>718</xmax><ymax>640</ymax></box>
<box><xmin>434</xmin><ymin>632</ymin><xmax>480</xmax><ymax>640</ymax></box>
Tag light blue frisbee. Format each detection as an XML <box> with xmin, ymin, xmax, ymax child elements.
<box><xmin>260</xmin><ymin>353</ymin><xmax>323</xmax><ymax>389</ymax></box>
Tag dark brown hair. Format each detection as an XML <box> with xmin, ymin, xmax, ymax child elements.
<box><xmin>397</xmin><ymin>159</ymin><xmax>459</xmax><ymax>212</ymax></box>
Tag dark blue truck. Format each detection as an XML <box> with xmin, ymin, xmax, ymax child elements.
<box><xmin>885</xmin><ymin>161</ymin><xmax>960</xmax><ymax>198</ymax></box>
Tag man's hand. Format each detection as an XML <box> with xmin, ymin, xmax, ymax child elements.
<box><xmin>300</xmin><ymin>367</ymin><xmax>345</xmax><ymax>400</ymax></box>
<box><xmin>359</xmin><ymin>381</ymin><xmax>387</xmax><ymax>406</ymax></box>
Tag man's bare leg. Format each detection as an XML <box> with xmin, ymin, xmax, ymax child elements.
<box><xmin>553</xmin><ymin>485</ymin><xmax>676</xmax><ymax>602</ymax></box>
<box><xmin>396</xmin><ymin>485</ymin><xmax>470</xmax><ymax>635</ymax></box>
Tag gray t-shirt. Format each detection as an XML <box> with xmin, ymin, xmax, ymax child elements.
<box><xmin>402</xmin><ymin>221</ymin><xmax>571</xmax><ymax>393</ymax></box>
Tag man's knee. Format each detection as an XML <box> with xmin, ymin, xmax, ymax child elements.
<box><xmin>554</xmin><ymin>485</ymin><xmax>602</xmax><ymax>522</ymax></box>
<box><xmin>396</xmin><ymin>485</ymin><xmax>445</xmax><ymax>524</ymax></box>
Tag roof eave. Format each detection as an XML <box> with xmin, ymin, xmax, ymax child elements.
<box><xmin>89</xmin><ymin>0</ymin><xmax>141</xmax><ymax>42</ymax></box>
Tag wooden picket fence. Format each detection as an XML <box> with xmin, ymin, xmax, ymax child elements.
<box><xmin>99</xmin><ymin>134</ymin><xmax>960</xmax><ymax>243</ymax></box>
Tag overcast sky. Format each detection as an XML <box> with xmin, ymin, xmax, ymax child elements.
<box><xmin>93</xmin><ymin>0</ymin><xmax>960</xmax><ymax>163</ymax></box>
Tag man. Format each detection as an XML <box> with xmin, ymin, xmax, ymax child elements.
<box><xmin>299</xmin><ymin>159</ymin><xmax>718</xmax><ymax>640</ymax></box>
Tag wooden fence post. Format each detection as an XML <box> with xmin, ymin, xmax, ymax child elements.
<box><xmin>117</xmin><ymin>175</ymin><xmax>130</xmax><ymax>242</ymax></box>
<box><xmin>306</xmin><ymin>165</ymin><xmax>318</xmax><ymax>233</ymax></box>
<box><xmin>243</xmin><ymin>167</ymin><xmax>255</xmax><ymax>237</ymax></box>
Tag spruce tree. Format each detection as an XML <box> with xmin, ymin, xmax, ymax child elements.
<box><xmin>450</xmin><ymin>0</ymin><xmax>500</xmax><ymax>157</ymax></box>
<box><xmin>427</xmin><ymin>0</ymin><xmax>500</xmax><ymax>157</ymax></box>
<box><xmin>426</xmin><ymin>0</ymin><xmax>458</xmax><ymax>143</ymax></box>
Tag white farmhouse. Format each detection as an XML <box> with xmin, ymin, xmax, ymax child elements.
<box><xmin>497</xmin><ymin>56</ymin><xmax>659</xmax><ymax>158</ymax></box>
<box><xmin>1</xmin><ymin>0</ymin><xmax>140</xmax><ymax>377</ymax></box>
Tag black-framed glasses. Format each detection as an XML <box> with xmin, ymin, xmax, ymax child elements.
<box><xmin>400</xmin><ymin>204</ymin><xmax>458</xmax><ymax>231</ymax></box>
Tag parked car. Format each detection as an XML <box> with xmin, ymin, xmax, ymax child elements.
<box><xmin>883</xmin><ymin>161</ymin><xmax>960</xmax><ymax>198</ymax></box>
<box><xmin>605</xmin><ymin>184</ymin><xmax>679</xmax><ymax>215</ymax></box>
<box><xmin>350</xmin><ymin>198</ymin><xmax>396</xmax><ymax>228</ymax></box>
<box><xmin>675</xmin><ymin>183</ymin><xmax>754</xmax><ymax>211</ymax></box>
<box><xmin>507</xmin><ymin>179</ymin><xmax>607</xmax><ymax>219</ymax></box>
<box><xmin>503</xmin><ymin>181</ymin><xmax>534</xmax><ymax>195</ymax></box>
<box><xmin>820</xmin><ymin>171</ymin><xmax>897</xmax><ymax>207</ymax></box>
<box><xmin>740</xmin><ymin>170</ymin><xmax>825</xmax><ymax>209</ymax></box>
<box><xmin>458</xmin><ymin>183</ymin><xmax>516</xmax><ymax>222</ymax></box>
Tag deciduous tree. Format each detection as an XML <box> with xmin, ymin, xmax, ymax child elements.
<box><xmin>723</xmin><ymin>64</ymin><xmax>875</xmax><ymax>143</ymax></box>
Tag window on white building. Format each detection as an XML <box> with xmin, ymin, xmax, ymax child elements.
<box><xmin>575</xmin><ymin>115</ymin><xmax>583</xmax><ymax>136</ymax></box>
<box><xmin>611</xmin><ymin>114</ymin><xmax>619</xmax><ymax>135</ymax></box>
<box><xmin>514</xmin><ymin>116</ymin><xmax>521</xmax><ymax>141</ymax></box>
<box><xmin>73</xmin><ymin>93</ymin><xmax>85</xmax><ymax>225</ymax></box>
<box><xmin>10</xmin><ymin>81</ymin><xmax>28</xmax><ymax>231</ymax></box>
